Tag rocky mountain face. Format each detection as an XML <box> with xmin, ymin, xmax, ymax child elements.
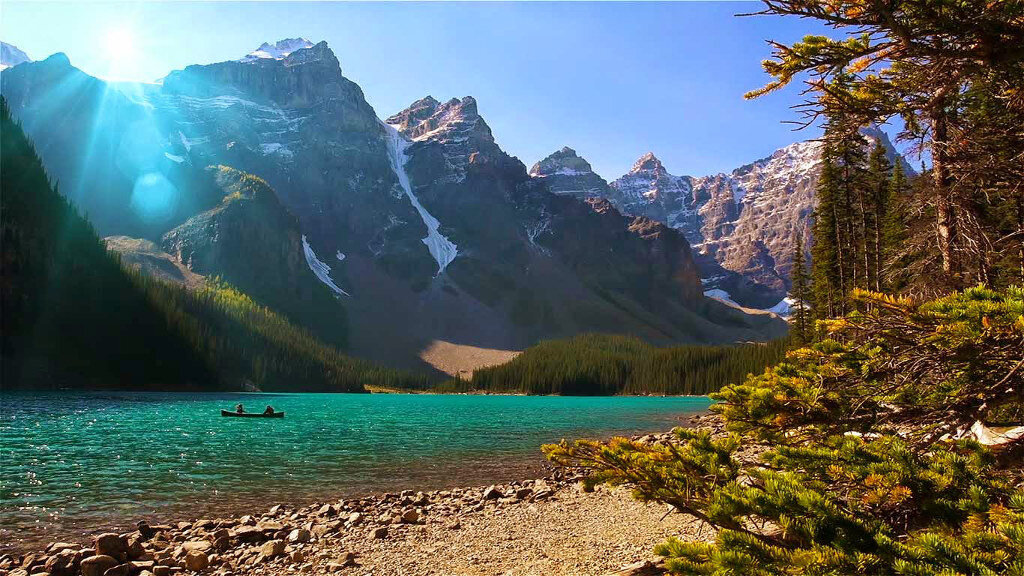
<box><xmin>533</xmin><ymin>128</ymin><xmax>907</xmax><ymax>308</ymax></box>
<box><xmin>160</xmin><ymin>166</ymin><xmax>349</xmax><ymax>346</ymax></box>
<box><xmin>0</xmin><ymin>40</ymin><xmax>786</xmax><ymax>370</ymax></box>
<box><xmin>528</xmin><ymin>147</ymin><xmax>609</xmax><ymax>200</ymax></box>
<box><xmin>0</xmin><ymin>42</ymin><xmax>31</xmax><ymax>70</ymax></box>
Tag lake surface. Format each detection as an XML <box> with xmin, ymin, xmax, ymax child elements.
<box><xmin>0</xmin><ymin>391</ymin><xmax>710</xmax><ymax>551</ymax></box>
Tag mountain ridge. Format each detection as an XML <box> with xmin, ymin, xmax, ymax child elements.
<box><xmin>532</xmin><ymin>126</ymin><xmax>911</xmax><ymax>307</ymax></box>
<box><xmin>0</xmin><ymin>39</ymin><xmax>788</xmax><ymax>372</ymax></box>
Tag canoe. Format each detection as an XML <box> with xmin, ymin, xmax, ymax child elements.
<box><xmin>221</xmin><ymin>410</ymin><xmax>284</xmax><ymax>418</ymax></box>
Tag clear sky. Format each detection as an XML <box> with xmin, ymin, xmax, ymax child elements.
<box><xmin>1</xmin><ymin>1</ymin><xmax>845</xmax><ymax>179</ymax></box>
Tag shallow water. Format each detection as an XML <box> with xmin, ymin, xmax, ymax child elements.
<box><xmin>0</xmin><ymin>391</ymin><xmax>710</xmax><ymax>551</ymax></box>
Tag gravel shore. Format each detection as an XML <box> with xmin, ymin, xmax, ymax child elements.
<box><xmin>1</xmin><ymin>417</ymin><xmax>724</xmax><ymax>576</ymax></box>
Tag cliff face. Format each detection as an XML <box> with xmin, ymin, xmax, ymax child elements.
<box><xmin>529</xmin><ymin>147</ymin><xmax>610</xmax><ymax>200</ymax></box>
<box><xmin>1</xmin><ymin>40</ymin><xmax>788</xmax><ymax>371</ymax></box>
<box><xmin>533</xmin><ymin>128</ymin><xmax>908</xmax><ymax>308</ymax></box>
<box><xmin>160</xmin><ymin>166</ymin><xmax>349</xmax><ymax>346</ymax></box>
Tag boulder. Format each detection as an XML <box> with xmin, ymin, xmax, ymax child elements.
<box><xmin>211</xmin><ymin>536</ymin><xmax>231</xmax><ymax>552</ymax></box>
<box><xmin>346</xmin><ymin>512</ymin><xmax>362</xmax><ymax>525</ymax></box>
<box><xmin>310</xmin><ymin>522</ymin><xmax>339</xmax><ymax>538</ymax></box>
<box><xmin>180</xmin><ymin>542</ymin><xmax>211</xmax><ymax>554</ymax></box>
<box><xmin>400</xmin><ymin>509</ymin><xmax>419</xmax><ymax>524</ymax></box>
<box><xmin>258</xmin><ymin>540</ymin><xmax>285</xmax><ymax>559</ymax></box>
<box><xmin>129</xmin><ymin>561</ymin><xmax>155</xmax><ymax>573</ymax></box>
<box><xmin>45</xmin><ymin>544</ymin><xmax>79</xmax><ymax>555</ymax></box>
<box><xmin>125</xmin><ymin>538</ymin><xmax>145</xmax><ymax>561</ymax></box>
<box><xmin>43</xmin><ymin>551</ymin><xmax>76</xmax><ymax>576</ymax></box>
<box><xmin>152</xmin><ymin>567</ymin><xmax>170</xmax><ymax>576</ymax></box>
<box><xmin>21</xmin><ymin>554</ymin><xmax>43</xmax><ymax>569</ymax></box>
<box><xmin>254</xmin><ymin>520</ymin><xmax>284</xmax><ymax>533</ymax></box>
<box><xmin>184</xmin><ymin>551</ymin><xmax>208</xmax><ymax>572</ymax></box>
<box><xmin>370</xmin><ymin>527</ymin><xmax>388</xmax><ymax>540</ymax></box>
<box><xmin>102</xmin><ymin>563</ymin><xmax>132</xmax><ymax>576</ymax></box>
<box><xmin>286</xmin><ymin>529</ymin><xmax>310</xmax><ymax>544</ymax></box>
<box><xmin>481</xmin><ymin>486</ymin><xmax>502</xmax><ymax>500</ymax></box>
<box><xmin>95</xmin><ymin>534</ymin><xmax>129</xmax><ymax>561</ymax></box>
<box><xmin>515</xmin><ymin>488</ymin><xmax>533</xmax><ymax>500</ymax></box>
<box><xmin>230</xmin><ymin>526</ymin><xmax>264</xmax><ymax>543</ymax></box>
<box><xmin>81</xmin><ymin>555</ymin><xmax>119</xmax><ymax>576</ymax></box>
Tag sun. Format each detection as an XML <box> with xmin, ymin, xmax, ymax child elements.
<box><xmin>103</xmin><ymin>26</ymin><xmax>137</xmax><ymax>61</ymax></box>
<box><xmin>98</xmin><ymin>25</ymin><xmax>143</xmax><ymax>81</ymax></box>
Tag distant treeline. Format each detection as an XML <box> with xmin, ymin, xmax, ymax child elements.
<box><xmin>0</xmin><ymin>96</ymin><xmax>432</xmax><ymax>392</ymax></box>
<box><xmin>438</xmin><ymin>334</ymin><xmax>789</xmax><ymax>396</ymax></box>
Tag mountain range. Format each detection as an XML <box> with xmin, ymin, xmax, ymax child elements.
<box><xmin>0</xmin><ymin>39</ymin><xmax>788</xmax><ymax>373</ymax></box>
<box><xmin>531</xmin><ymin>130</ymin><xmax>911</xmax><ymax>308</ymax></box>
<box><xmin>0</xmin><ymin>41</ymin><xmax>30</xmax><ymax>71</ymax></box>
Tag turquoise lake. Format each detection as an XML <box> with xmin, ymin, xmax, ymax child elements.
<box><xmin>0</xmin><ymin>392</ymin><xmax>710</xmax><ymax>551</ymax></box>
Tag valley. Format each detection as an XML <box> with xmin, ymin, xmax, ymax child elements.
<box><xmin>2</xmin><ymin>1</ymin><xmax>1022</xmax><ymax>574</ymax></box>
<box><xmin>0</xmin><ymin>37</ymin><xmax>789</xmax><ymax>377</ymax></box>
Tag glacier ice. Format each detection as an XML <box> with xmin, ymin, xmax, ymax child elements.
<box><xmin>381</xmin><ymin>121</ymin><xmax>458</xmax><ymax>276</ymax></box>
<box><xmin>302</xmin><ymin>235</ymin><xmax>349</xmax><ymax>297</ymax></box>
<box><xmin>703</xmin><ymin>289</ymin><xmax>741</xmax><ymax>308</ymax></box>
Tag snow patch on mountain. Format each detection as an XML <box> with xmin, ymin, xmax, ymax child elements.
<box><xmin>766</xmin><ymin>297</ymin><xmax>797</xmax><ymax>316</ymax></box>
<box><xmin>707</xmin><ymin>289</ymin><xmax>797</xmax><ymax>317</ymax></box>
<box><xmin>704</xmin><ymin>289</ymin><xmax>741</xmax><ymax>308</ymax></box>
<box><xmin>0</xmin><ymin>42</ymin><xmax>31</xmax><ymax>71</ymax></box>
<box><xmin>302</xmin><ymin>235</ymin><xmax>349</xmax><ymax>297</ymax></box>
<box><xmin>382</xmin><ymin>121</ymin><xmax>458</xmax><ymax>275</ymax></box>
<box><xmin>239</xmin><ymin>38</ymin><xmax>314</xmax><ymax>62</ymax></box>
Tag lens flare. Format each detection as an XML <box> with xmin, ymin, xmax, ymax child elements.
<box><xmin>130</xmin><ymin>172</ymin><xmax>177</xmax><ymax>223</ymax></box>
<box><xmin>100</xmin><ymin>26</ymin><xmax>141</xmax><ymax>81</ymax></box>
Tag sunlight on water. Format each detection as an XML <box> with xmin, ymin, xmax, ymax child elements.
<box><xmin>0</xmin><ymin>391</ymin><xmax>710</xmax><ymax>551</ymax></box>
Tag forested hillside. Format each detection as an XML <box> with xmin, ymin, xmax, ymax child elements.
<box><xmin>0</xmin><ymin>97</ymin><xmax>431</xmax><ymax>392</ymax></box>
<box><xmin>442</xmin><ymin>334</ymin><xmax>788</xmax><ymax>395</ymax></box>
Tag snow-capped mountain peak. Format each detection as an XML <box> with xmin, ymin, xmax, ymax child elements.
<box><xmin>239</xmin><ymin>38</ymin><xmax>314</xmax><ymax>62</ymax></box>
<box><xmin>529</xmin><ymin>147</ymin><xmax>611</xmax><ymax>199</ymax></box>
<box><xmin>631</xmin><ymin>152</ymin><xmax>664</xmax><ymax>174</ymax></box>
<box><xmin>0</xmin><ymin>41</ymin><xmax>32</xmax><ymax>71</ymax></box>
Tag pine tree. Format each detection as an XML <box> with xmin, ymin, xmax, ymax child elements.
<box><xmin>880</xmin><ymin>161</ymin><xmax>908</xmax><ymax>291</ymax></box>
<box><xmin>825</xmin><ymin>119</ymin><xmax>869</xmax><ymax>293</ymax></box>
<box><xmin>866</xmin><ymin>143</ymin><xmax>893</xmax><ymax>290</ymax></box>
<box><xmin>745</xmin><ymin>0</ymin><xmax>1024</xmax><ymax>280</ymax></box>
<box><xmin>811</xmin><ymin>158</ymin><xmax>841</xmax><ymax>318</ymax></box>
<box><xmin>790</xmin><ymin>231</ymin><xmax>811</xmax><ymax>344</ymax></box>
<box><xmin>546</xmin><ymin>286</ymin><xmax>1024</xmax><ymax>576</ymax></box>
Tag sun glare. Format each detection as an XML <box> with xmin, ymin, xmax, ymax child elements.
<box><xmin>98</xmin><ymin>25</ymin><xmax>144</xmax><ymax>81</ymax></box>
<box><xmin>103</xmin><ymin>27</ymin><xmax>136</xmax><ymax>60</ymax></box>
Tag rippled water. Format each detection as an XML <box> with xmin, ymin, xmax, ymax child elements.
<box><xmin>0</xmin><ymin>391</ymin><xmax>710</xmax><ymax>551</ymax></box>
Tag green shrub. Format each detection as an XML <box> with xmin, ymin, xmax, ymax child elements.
<box><xmin>545</xmin><ymin>287</ymin><xmax>1024</xmax><ymax>575</ymax></box>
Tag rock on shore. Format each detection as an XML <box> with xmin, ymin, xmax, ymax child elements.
<box><xmin>0</xmin><ymin>418</ymin><xmax>719</xmax><ymax>576</ymax></box>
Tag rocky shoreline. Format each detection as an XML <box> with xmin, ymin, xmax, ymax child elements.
<box><xmin>1</xmin><ymin>416</ymin><xmax>722</xmax><ymax>576</ymax></box>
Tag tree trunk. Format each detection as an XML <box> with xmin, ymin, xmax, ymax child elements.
<box><xmin>931</xmin><ymin>107</ymin><xmax>956</xmax><ymax>277</ymax></box>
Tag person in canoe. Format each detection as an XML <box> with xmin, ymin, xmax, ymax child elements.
<box><xmin>235</xmin><ymin>403</ymin><xmax>244</xmax><ymax>414</ymax></box>
<box><xmin>263</xmin><ymin>405</ymin><xmax>275</xmax><ymax>415</ymax></box>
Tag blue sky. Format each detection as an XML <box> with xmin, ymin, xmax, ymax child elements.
<box><xmin>1</xmin><ymin>1</ymin><xmax>846</xmax><ymax>179</ymax></box>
